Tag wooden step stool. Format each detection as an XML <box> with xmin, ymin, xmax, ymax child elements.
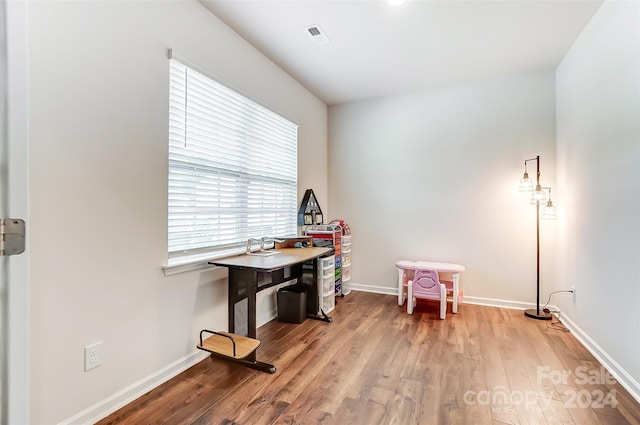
<box><xmin>196</xmin><ymin>330</ymin><xmax>260</xmax><ymax>360</ymax></box>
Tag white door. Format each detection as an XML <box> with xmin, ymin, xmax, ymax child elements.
<box><xmin>0</xmin><ymin>0</ymin><xmax>6</xmax><ymax>413</ymax></box>
<box><xmin>1</xmin><ymin>0</ymin><xmax>29</xmax><ymax>423</ymax></box>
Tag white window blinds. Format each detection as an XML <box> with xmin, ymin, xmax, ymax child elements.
<box><xmin>168</xmin><ymin>59</ymin><xmax>298</xmax><ymax>259</ymax></box>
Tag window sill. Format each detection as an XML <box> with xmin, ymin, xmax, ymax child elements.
<box><xmin>162</xmin><ymin>247</ymin><xmax>245</xmax><ymax>276</ymax></box>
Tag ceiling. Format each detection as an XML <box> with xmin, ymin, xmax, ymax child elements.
<box><xmin>199</xmin><ymin>0</ymin><xmax>603</xmax><ymax>106</ymax></box>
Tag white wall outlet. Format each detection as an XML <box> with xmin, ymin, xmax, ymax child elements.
<box><xmin>571</xmin><ymin>286</ymin><xmax>576</xmax><ymax>303</ymax></box>
<box><xmin>84</xmin><ymin>342</ymin><xmax>103</xmax><ymax>371</ymax></box>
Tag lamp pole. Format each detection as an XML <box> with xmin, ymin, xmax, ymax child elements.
<box><xmin>523</xmin><ymin>155</ymin><xmax>551</xmax><ymax>320</ymax></box>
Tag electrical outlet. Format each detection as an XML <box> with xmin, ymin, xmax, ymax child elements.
<box><xmin>84</xmin><ymin>342</ymin><xmax>103</xmax><ymax>371</ymax></box>
<box><xmin>571</xmin><ymin>286</ymin><xmax>576</xmax><ymax>303</ymax></box>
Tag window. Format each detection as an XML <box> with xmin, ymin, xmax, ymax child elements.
<box><xmin>168</xmin><ymin>58</ymin><xmax>298</xmax><ymax>262</ymax></box>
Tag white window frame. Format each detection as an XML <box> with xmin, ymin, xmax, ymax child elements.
<box><xmin>166</xmin><ymin>55</ymin><xmax>298</xmax><ymax>269</ymax></box>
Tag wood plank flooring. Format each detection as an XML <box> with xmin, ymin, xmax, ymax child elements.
<box><xmin>97</xmin><ymin>291</ymin><xmax>640</xmax><ymax>425</ymax></box>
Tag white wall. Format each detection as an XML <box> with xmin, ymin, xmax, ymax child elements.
<box><xmin>328</xmin><ymin>71</ymin><xmax>557</xmax><ymax>305</ymax></box>
<box><xmin>25</xmin><ymin>1</ymin><xmax>327</xmax><ymax>423</ymax></box>
<box><xmin>556</xmin><ymin>0</ymin><xmax>640</xmax><ymax>394</ymax></box>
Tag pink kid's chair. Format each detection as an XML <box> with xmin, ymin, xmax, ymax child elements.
<box><xmin>407</xmin><ymin>269</ymin><xmax>450</xmax><ymax>319</ymax></box>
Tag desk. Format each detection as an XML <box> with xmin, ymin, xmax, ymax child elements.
<box><xmin>211</xmin><ymin>247</ymin><xmax>333</xmax><ymax>373</ymax></box>
<box><xmin>395</xmin><ymin>261</ymin><xmax>466</xmax><ymax>313</ymax></box>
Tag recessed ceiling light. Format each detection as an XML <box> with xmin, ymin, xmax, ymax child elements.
<box><xmin>388</xmin><ymin>0</ymin><xmax>407</xmax><ymax>6</ymax></box>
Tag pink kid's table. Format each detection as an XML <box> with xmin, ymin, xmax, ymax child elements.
<box><xmin>395</xmin><ymin>260</ymin><xmax>466</xmax><ymax>313</ymax></box>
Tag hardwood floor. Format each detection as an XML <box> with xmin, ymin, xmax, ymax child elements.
<box><xmin>97</xmin><ymin>291</ymin><xmax>640</xmax><ymax>425</ymax></box>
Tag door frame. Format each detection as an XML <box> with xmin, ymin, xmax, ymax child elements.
<box><xmin>3</xmin><ymin>0</ymin><xmax>30</xmax><ymax>423</ymax></box>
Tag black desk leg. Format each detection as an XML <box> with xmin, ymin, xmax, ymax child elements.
<box><xmin>308</xmin><ymin>309</ymin><xmax>333</xmax><ymax>323</ymax></box>
<box><xmin>227</xmin><ymin>268</ymin><xmax>276</xmax><ymax>374</ymax></box>
<box><xmin>210</xmin><ymin>353</ymin><xmax>276</xmax><ymax>374</ymax></box>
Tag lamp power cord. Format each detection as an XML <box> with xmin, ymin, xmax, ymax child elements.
<box><xmin>541</xmin><ymin>289</ymin><xmax>574</xmax><ymax>332</ymax></box>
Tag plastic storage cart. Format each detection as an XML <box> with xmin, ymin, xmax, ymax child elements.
<box><xmin>330</xmin><ymin>220</ymin><xmax>352</xmax><ymax>296</ymax></box>
<box><xmin>301</xmin><ymin>254</ymin><xmax>335</xmax><ymax>318</ymax></box>
<box><xmin>305</xmin><ymin>224</ymin><xmax>342</xmax><ymax>296</ymax></box>
<box><xmin>318</xmin><ymin>255</ymin><xmax>335</xmax><ymax>314</ymax></box>
<box><xmin>341</xmin><ymin>234</ymin><xmax>352</xmax><ymax>295</ymax></box>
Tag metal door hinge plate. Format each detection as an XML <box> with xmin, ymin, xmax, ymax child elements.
<box><xmin>0</xmin><ymin>218</ymin><xmax>26</xmax><ymax>256</ymax></box>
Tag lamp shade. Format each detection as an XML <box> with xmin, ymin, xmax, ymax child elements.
<box><xmin>530</xmin><ymin>185</ymin><xmax>548</xmax><ymax>205</ymax></box>
<box><xmin>542</xmin><ymin>201</ymin><xmax>557</xmax><ymax>220</ymax></box>
<box><xmin>519</xmin><ymin>172</ymin><xmax>533</xmax><ymax>192</ymax></box>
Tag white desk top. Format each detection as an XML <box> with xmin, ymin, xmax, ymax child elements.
<box><xmin>395</xmin><ymin>260</ymin><xmax>465</xmax><ymax>273</ymax></box>
<box><xmin>211</xmin><ymin>247</ymin><xmax>333</xmax><ymax>272</ymax></box>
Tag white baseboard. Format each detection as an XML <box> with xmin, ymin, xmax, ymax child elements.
<box><xmin>258</xmin><ymin>308</ymin><xmax>277</xmax><ymax>328</ymax></box>
<box><xmin>556</xmin><ymin>312</ymin><xmax>640</xmax><ymax>404</ymax></box>
<box><xmin>351</xmin><ymin>282</ymin><xmax>397</xmax><ymax>296</ymax></box>
<box><xmin>462</xmin><ymin>295</ymin><xmax>536</xmax><ymax>310</ymax></box>
<box><xmin>59</xmin><ymin>350</ymin><xmax>210</xmax><ymax>425</ymax></box>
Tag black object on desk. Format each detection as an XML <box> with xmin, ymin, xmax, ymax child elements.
<box><xmin>210</xmin><ymin>247</ymin><xmax>334</xmax><ymax>373</ymax></box>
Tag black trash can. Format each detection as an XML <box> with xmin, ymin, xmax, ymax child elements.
<box><xmin>277</xmin><ymin>285</ymin><xmax>307</xmax><ymax>324</ymax></box>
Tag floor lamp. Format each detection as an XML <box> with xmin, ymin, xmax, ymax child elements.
<box><xmin>519</xmin><ymin>155</ymin><xmax>557</xmax><ymax>320</ymax></box>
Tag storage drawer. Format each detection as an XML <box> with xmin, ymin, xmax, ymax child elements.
<box><xmin>319</xmin><ymin>255</ymin><xmax>335</xmax><ymax>278</ymax></box>
<box><xmin>322</xmin><ymin>294</ymin><xmax>335</xmax><ymax>313</ymax></box>
<box><xmin>342</xmin><ymin>265</ymin><xmax>351</xmax><ymax>280</ymax></box>
<box><xmin>322</xmin><ymin>267</ymin><xmax>334</xmax><ymax>279</ymax></box>
<box><xmin>320</xmin><ymin>257</ymin><xmax>334</xmax><ymax>269</ymax></box>
<box><xmin>342</xmin><ymin>278</ymin><xmax>351</xmax><ymax>295</ymax></box>
<box><xmin>322</xmin><ymin>275</ymin><xmax>334</xmax><ymax>295</ymax></box>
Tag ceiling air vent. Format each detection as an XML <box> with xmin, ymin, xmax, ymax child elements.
<box><xmin>305</xmin><ymin>25</ymin><xmax>330</xmax><ymax>45</ymax></box>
